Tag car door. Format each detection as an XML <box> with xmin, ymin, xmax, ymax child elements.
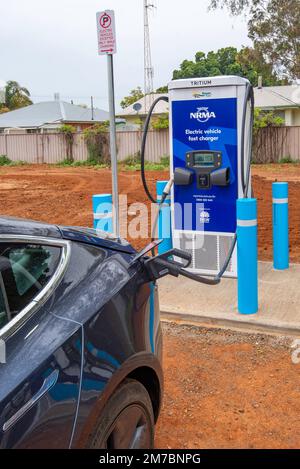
<box><xmin>0</xmin><ymin>237</ymin><xmax>82</xmax><ymax>448</ymax></box>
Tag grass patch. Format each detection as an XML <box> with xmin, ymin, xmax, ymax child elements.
<box><xmin>0</xmin><ymin>155</ymin><xmax>27</xmax><ymax>166</ymax></box>
<box><xmin>122</xmin><ymin>154</ymin><xmax>170</xmax><ymax>171</ymax></box>
<box><xmin>56</xmin><ymin>158</ymin><xmax>109</xmax><ymax>169</ymax></box>
<box><xmin>54</xmin><ymin>154</ymin><xmax>170</xmax><ymax>171</ymax></box>
<box><xmin>278</xmin><ymin>156</ymin><xmax>298</xmax><ymax>164</ymax></box>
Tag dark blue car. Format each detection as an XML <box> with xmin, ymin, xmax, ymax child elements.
<box><xmin>0</xmin><ymin>216</ymin><xmax>163</xmax><ymax>449</ymax></box>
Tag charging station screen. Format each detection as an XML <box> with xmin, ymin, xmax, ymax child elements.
<box><xmin>172</xmin><ymin>97</ymin><xmax>238</xmax><ymax>234</ymax></box>
<box><xmin>193</xmin><ymin>153</ymin><xmax>214</xmax><ymax>166</ymax></box>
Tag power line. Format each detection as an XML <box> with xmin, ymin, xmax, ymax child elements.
<box><xmin>30</xmin><ymin>94</ymin><xmax>124</xmax><ymax>99</ymax></box>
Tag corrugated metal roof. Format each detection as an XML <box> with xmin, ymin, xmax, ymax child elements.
<box><xmin>254</xmin><ymin>85</ymin><xmax>300</xmax><ymax>109</ymax></box>
<box><xmin>0</xmin><ymin>101</ymin><xmax>110</xmax><ymax>129</ymax></box>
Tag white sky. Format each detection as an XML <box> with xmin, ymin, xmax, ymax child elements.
<box><xmin>0</xmin><ymin>0</ymin><xmax>250</xmax><ymax>111</ymax></box>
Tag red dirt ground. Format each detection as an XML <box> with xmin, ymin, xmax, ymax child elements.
<box><xmin>1</xmin><ymin>164</ymin><xmax>300</xmax><ymax>448</ymax></box>
<box><xmin>0</xmin><ymin>164</ymin><xmax>299</xmax><ymax>262</ymax></box>
<box><xmin>157</xmin><ymin>323</ymin><xmax>300</xmax><ymax>449</ymax></box>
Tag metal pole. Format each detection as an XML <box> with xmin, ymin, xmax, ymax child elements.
<box><xmin>91</xmin><ymin>96</ymin><xmax>94</xmax><ymax>121</ymax></box>
<box><xmin>107</xmin><ymin>53</ymin><xmax>120</xmax><ymax>238</ymax></box>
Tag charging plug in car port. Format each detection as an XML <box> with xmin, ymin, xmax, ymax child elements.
<box><xmin>143</xmin><ymin>248</ymin><xmax>192</xmax><ymax>281</ymax></box>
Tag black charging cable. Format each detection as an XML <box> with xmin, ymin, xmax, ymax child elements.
<box><xmin>141</xmin><ymin>96</ymin><xmax>170</xmax><ymax>204</ymax></box>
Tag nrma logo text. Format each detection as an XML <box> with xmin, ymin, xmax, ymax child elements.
<box><xmin>190</xmin><ymin>107</ymin><xmax>216</xmax><ymax>123</ymax></box>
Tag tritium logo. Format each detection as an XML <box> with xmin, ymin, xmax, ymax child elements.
<box><xmin>190</xmin><ymin>107</ymin><xmax>216</xmax><ymax>123</ymax></box>
<box><xmin>0</xmin><ymin>339</ymin><xmax>6</xmax><ymax>364</ymax></box>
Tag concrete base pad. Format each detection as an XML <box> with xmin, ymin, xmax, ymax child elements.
<box><xmin>158</xmin><ymin>262</ymin><xmax>300</xmax><ymax>335</ymax></box>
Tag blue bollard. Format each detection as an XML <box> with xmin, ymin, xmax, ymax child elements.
<box><xmin>272</xmin><ymin>182</ymin><xmax>289</xmax><ymax>270</ymax></box>
<box><xmin>156</xmin><ymin>181</ymin><xmax>173</xmax><ymax>255</ymax></box>
<box><xmin>237</xmin><ymin>198</ymin><xmax>258</xmax><ymax>315</ymax></box>
<box><xmin>92</xmin><ymin>194</ymin><xmax>113</xmax><ymax>233</ymax></box>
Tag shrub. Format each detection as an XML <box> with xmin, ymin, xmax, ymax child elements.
<box><xmin>58</xmin><ymin>124</ymin><xmax>76</xmax><ymax>163</ymax></box>
<box><xmin>56</xmin><ymin>158</ymin><xmax>108</xmax><ymax>169</ymax></box>
<box><xmin>152</xmin><ymin>114</ymin><xmax>169</xmax><ymax>130</ymax></box>
<box><xmin>122</xmin><ymin>152</ymin><xmax>141</xmax><ymax>166</ymax></box>
<box><xmin>123</xmin><ymin>154</ymin><xmax>170</xmax><ymax>171</ymax></box>
<box><xmin>160</xmin><ymin>155</ymin><xmax>170</xmax><ymax>167</ymax></box>
<box><xmin>279</xmin><ymin>156</ymin><xmax>296</xmax><ymax>164</ymax></box>
<box><xmin>0</xmin><ymin>155</ymin><xmax>12</xmax><ymax>166</ymax></box>
<box><xmin>83</xmin><ymin>123</ymin><xmax>110</xmax><ymax>165</ymax></box>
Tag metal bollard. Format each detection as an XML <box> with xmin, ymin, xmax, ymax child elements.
<box><xmin>156</xmin><ymin>181</ymin><xmax>173</xmax><ymax>255</ymax></box>
<box><xmin>237</xmin><ymin>198</ymin><xmax>258</xmax><ymax>315</ymax></box>
<box><xmin>92</xmin><ymin>194</ymin><xmax>113</xmax><ymax>233</ymax></box>
<box><xmin>272</xmin><ymin>182</ymin><xmax>289</xmax><ymax>270</ymax></box>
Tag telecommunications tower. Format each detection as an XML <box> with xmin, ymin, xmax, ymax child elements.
<box><xmin>144</xmin><ymin>0</ymin><xmax>155</xmax><ymax>112</ymax></box>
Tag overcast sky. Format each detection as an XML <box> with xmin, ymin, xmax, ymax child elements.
<box><xmin>0</xmin><ymin>0</ymin><xmax>250</xmax><ymax>111</ymax></box>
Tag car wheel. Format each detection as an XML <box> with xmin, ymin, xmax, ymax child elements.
<box><xmin>88</xmin><ymin>379</ymin><xmax>155</xmax><ymax>449</ymax></box>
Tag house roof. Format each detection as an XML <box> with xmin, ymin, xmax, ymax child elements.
<box><xmin>0</xmin><ymin>101</ymin><xmax>110</xmax><ymax>129</ymax></box>
<box><xmin>254</xmin><ymin>85</ymin><xmax>300</xmax><ymax>110</ymax></box>
<box><xmin>118</xmin><ymin>85</ymin><xmax>300</xmax><ymax>117</ymax></box>
<box><xmin>118</xmin><ymin>93</ymin><xmax>169</xmax><ymax>117</ymax></box>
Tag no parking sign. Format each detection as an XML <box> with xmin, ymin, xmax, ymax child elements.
<box><xmin>96</xmin><ymin>10</ymin><xmax>117</xmax><ymax>55</ymax></box>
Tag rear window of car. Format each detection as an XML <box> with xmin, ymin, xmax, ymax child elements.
<box><xmin>0</xmin><ymin>243</ymin><xmax>61</xmax><ymax>316</ymax></box>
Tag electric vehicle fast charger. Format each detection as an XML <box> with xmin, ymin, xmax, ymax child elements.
<box><xmin>141</xmin><ymin>76</ymin><xmax>254</xmax><ymax>285</ymax></box>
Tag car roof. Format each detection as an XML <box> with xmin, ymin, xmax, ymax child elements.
<box><xmin>0</xmin><ymin>216</ymin><xmax>135</xmax><ymax>254</ymax></box>
<box><xmin>0</xmin><ymin>216</ymin><xmax>62</xmax><ymax>238</ymax></box>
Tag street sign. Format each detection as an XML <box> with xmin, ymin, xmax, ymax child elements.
<box><xmin>96</xmin><ymin>10</ymin><xmax>116</xmax><ymax>55</ymax></box>
<box><xmin>96</xmin><ymin>9</ymin><xmax>119</xmax><ymax>237</ymax></box>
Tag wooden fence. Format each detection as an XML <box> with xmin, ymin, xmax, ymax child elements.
<box><xmin>0</xmin><ymin>130</ymin><xmax>169</xmax><ymax>164</ymax></box>
<box><xmin>252</xmin><ymin>126</ymin><xmax>300</xmax><ymax>163</ymax></box>
<box><xmin>0</xmin><ymin>127</ymin><xmax>299</xmax><ymax>164</ymax></box>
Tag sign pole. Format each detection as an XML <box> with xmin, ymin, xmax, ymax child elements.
<box><xmin>107</xmin><ymin>53</ymin><xmax>120</xmax><ymax>238</ymax></box>
<box><xmin>96</xmin><ymin>10</ymin><xmax>119</xmax><ymax>238</ymax></box>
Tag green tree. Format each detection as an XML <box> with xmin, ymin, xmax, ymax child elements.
<box><xmin>209</xmin><ymin>0</ymin><xmax>300</xmax><ymax>80</ymax></box>
<box><xmin>237</xmin><ymin>47</ymin><xmax>287</xmax><ymax>86</ymax></box>
<box><xmin>249</xmin><ymin>0</ymin><xmax>300</xmax><ymax>80</ymax></box>
<box><xmin>1</xmin><ymin>80</ymin><xmax>32</xmax><ymax>111</ymax></box>
<box><xmin>209</xmin><ymin>0</ymin><xmax>250</xmax><ymax>15</ymax></box>
<box><xmin>120</xmin><ymin>86</ymin><xmax>144</xmax><ymax>109</ymax></box>
<box><xmin>172</xmin><ymin>46</ymin><xmax>284</xmax><ymax>86</ymax></box>
<box><xmin>156</xmin><ymin>85</ymin><xmax>168</xmax><ymax>93</ymax></box>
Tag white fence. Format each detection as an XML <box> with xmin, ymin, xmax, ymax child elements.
<box><xmin>0</xmin><ymin>130</ymin><xmax>170</xmax><ymax>164</ymax></box>
<box><xmin>0</xmin><ymin>127</ymin><xmax>300</xmax><ymax>164</ymax></box>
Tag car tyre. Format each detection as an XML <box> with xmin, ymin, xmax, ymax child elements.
<box><xmin>88</xmin><ymin>379</ymin><xmax>155</xmax><ymax>449</ymax></box>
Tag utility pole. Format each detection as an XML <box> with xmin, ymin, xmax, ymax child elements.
<box><xmin>144</xmin><ymin>0</ymin><xmax>155</xmax><ymax>114</ymax></box>
<box><xmin>91</xmin><ymin>96</ymin><xmax>94</xmax><ymax>120</ymax></box>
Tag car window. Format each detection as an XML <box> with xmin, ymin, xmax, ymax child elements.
<box><xmin>0</xmin><ymin>243</ymin><xmax>61</xmax><ymax>317</ymax></box>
